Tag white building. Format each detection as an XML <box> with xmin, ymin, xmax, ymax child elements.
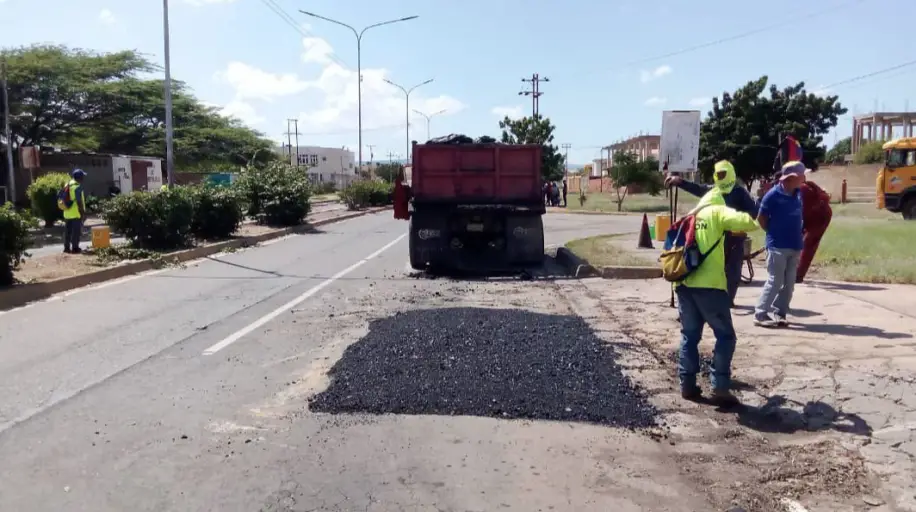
<box><xmin>277</xmin><ymin>145</ymin><xmax>358</xmax><ymax>188</ymax></box>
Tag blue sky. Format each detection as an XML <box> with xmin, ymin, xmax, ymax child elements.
<box><xmin>1</xmin><ymin>0</ymin><xmax>913</xmax><ymax>165</ymax></box>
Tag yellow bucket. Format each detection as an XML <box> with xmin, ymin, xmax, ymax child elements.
<box><xmin>655</xmin><ymin>215</ymin><xmax>671</xmax><ymax>241</ymax></box>
<box><xmin>92</xmin><ymin>226</ymin><xmax>111</xmax><ymax>249</ymax></box>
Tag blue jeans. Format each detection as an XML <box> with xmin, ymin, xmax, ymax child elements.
<box><xmin>756</xmin><ymin>248</ymin><xmax>800</xmax><ymax>317</ymax></box>
<box><xmin>676</xmin><ymin>286</ymin><xmax>737</xmax><ymax>391</ymax></box>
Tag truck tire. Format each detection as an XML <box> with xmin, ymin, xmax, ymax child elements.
<box><xmin>903</xmin><ymin>197</ymin><xmax>916</xmax><ymax>220</ymax></box>
<box><xmin>507</xmin><ymin>215</ymin><xmax>545</xmax><ymax>266</ymax></box>
<box><xmin>408</xmin><ymin>217</ymin><xmax>425</xmax><ymax>270</ymax></box>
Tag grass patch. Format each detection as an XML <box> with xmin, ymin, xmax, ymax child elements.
<box><xmin>745</xmin><ymin>214</ymin><xmax>916</xmax><ymax>284</ymax></box>
<box><xmin>568</xmin><ymin>192</ymin><xmax>697</xmax><ymax>215</ymax></box>
<box><xmin>566</xmin><ymin>235</ymin><xmax>657</xmax><ymax>267</ymax></box>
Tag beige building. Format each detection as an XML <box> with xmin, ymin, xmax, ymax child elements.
<box><xmin>852</xmin><ymin>112</ymin><xmax>916</xmax><ymax>154</ymax></box>
<box><xmin>605</xmin><ymin>135</ymin><xmax>660</xmax><ymax>166</ymax></box>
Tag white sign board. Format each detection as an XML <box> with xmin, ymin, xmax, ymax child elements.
<box><xmin>658</xmin><ymin>110</ymin><xmax>701</xmax><ymax>174</ymax></box>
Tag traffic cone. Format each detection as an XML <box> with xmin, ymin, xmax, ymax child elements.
<box><xmin>637</xmin><ymin>213</ymin><xmax>654</xmax><ymax>249</ymax></box>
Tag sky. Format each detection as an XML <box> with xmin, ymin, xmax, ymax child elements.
<box><xmin>1</xmin><ymin>0</ymin><xmax>914</xmax><ymax>166</ymax></box>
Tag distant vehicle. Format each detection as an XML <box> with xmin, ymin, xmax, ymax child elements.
<box><xmin>876</xmin><ymin>137</ymin><xmax>916</xmax><ymax>219</ymax></box>
<box><xmin>394</xmin><ymin>139</ymin><xmax>545</xmax><ymax>271</ymax></box>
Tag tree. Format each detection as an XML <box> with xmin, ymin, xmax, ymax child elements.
<box><xmin>853</xmin><ymin>140</ymin><xmax>885</xmax><ymax>164</ymax></box>
<box><xmin>374</xmin><ymin>163</ymin><xmax>403</xmax><ymax>183</ymax></box>
<box><xmin>498</xmin><ymin>115</ymin><xmax>565</xmax><ymax>181</ymax></box>
<box><xmin>477</xmin><ymin>135</ymin><xmax>498</xmax><ymax>143</ymax></box>
<box><xmin>1</xmin><ymin>44</ymin><xmax>276</xmax><ymax>171</ymax></box>
<box><xmin>825</xmin><ymin>136</ymin><xmax>852</xmax><ymax>165</ymax></box>
<box><xmin>698</xmin><ymin>76</ymin><xmax>847</xmax><ymax>183</ymax></box>
<box><xmin>607</xmin><ymin>152</ymin><xmax>663</xmax><ymax>211</ymax></box>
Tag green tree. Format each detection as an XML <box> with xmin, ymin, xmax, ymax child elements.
<box><xmin>698</xmin><ymin>76</ymin><xmax>847</xmax><ymax>182</ymax></box>
<box><xmin>374</xmin><ymin>163</ymin><xmax>403</xmax><ymax>183</ymax></box>
<box><xmin>607</xmin><ymin>152</ymin><xmax>663</xmax><ymax>211</ymax></box>
<box><xmin>498</xmin><ymin>115</ymin><xmax>565</xmax><ymax>181</ymax></box>
<box><xmin>477</xmin><ymin>135</ymin><xmax>498</xmax><ymax>143</ymax></box>
<box><xmin>853</xmin><ymin>140</ymin><xmax>886</xmax><ymax>164</ymax></box>
<box><xmin>825</xmin><ymin>136</ymin><xmax>852</xmax><ymax>165</ymax></box>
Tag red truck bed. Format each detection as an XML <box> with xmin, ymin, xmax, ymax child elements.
<box><xmin>411</xmin><ymin>143</ymin><xmax>542</xmax><ymax>204</ymax></box>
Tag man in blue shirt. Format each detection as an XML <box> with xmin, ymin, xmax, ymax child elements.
<box><xmin>755</xmin><ymin>161</ymin><xmax>805</xmax><ymax>327</ymax></box>
<box><xmin>665</xmin><ymin>160</ymin><xmax>759</xmax><ymax>306</ymax></box>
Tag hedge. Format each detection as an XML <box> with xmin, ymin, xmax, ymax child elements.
<box><xmin>339</xmin><ymin>180</ymin><xmax>393</xmax><ymax>210</ymax></box>
<box><xmin>103</xmin><ymin>188</ymin><xmax>195</xmax><ymax>250</ymax></box>
<box><xmin>26</xmin><ymin>172</ymin><xmax>71</xmax><ymax>228</ymax></box>
<box><xmin>234</xmin><ymin>162</ymin><xmax>312</xmax><ymax>226</ymax></box>
<box><xmin>0</xmin><ymin>205</ymin><xmax>35</xmax><ymax>286</ymax></box>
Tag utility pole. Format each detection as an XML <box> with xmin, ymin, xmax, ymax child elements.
<box><xmin>519</xmin><ymin>73</ymin><xmax>549</xmax><ymax>118</ymax></box>
<box><xmin>285</xmin><ymin>120</ymin><xmax>293</xmax><ymax>163</ymax></box>
<box><xmin>367</xmin><ymin>144</ymin><xmax>376</xmax><ymax>166</ymax></box>
<box><xmin>561</xmin><ymin>143</ymin><xmax>572</xmax><ymax>181</ymax></box>
<box><xmin>286</xmin><ymin>119</ymin><xmax>301</xmax><ymax>168</ymax></box>
<box><xmin>1</xmin><ymin>58</ymin><xmax>14</xmax><ymax>203</ymax></box>
<box><xmin>162</xmin><ymin>0</ymin><xmax>176</xmax><ymax>187</ymax></box>
<box><xmin>387</xmin><ymin>150</ymin><xmax>397</xmax><ymax>164</ymax></box>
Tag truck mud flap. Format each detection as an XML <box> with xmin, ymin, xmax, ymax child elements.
<box><xmin>505</xmin><ymin>215</ymin><xmax>545</xmax><ymax>265</ymax></box>
<box><xmin>409</xmin><ymin>215</ymin><xmax>449</xmax><ymax>270</ymax></box>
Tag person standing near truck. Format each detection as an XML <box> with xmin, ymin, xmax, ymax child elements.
<box><xmin>795</xmin><ymin>169</ymin><xmax>832</xmax><ymax>283</ymax></box>
<box><xmin>664</xmin><ymin>160</ymin><xmax>758</xmax><ymax>306</ymax></box>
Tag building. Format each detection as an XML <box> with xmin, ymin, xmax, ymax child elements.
<box><xmin>278</xmin><ymin>145</ymin><xmax>357</xmax><ymax>188</ymax></box>
<box><xmin>606</xmin><ymin>134</ymin><xmax>661</xmax><ymax>164</ymax></box>
<box><xmin>14</xmin><ymin>151</ymin><xmax>163</xmax><ymax>202</ymax></box>
<box><xmin>852</xmin><ymin>112</ymin><xmax>916</xmax><ymax>155</ymax></box>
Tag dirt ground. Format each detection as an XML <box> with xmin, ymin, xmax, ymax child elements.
<box><xmin>559</xmin><ymin>276</ymin><xmax>916</xmax><ymax>512</ymax></box>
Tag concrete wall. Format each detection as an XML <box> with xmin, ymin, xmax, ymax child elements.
<box><xmin>806</xmin><ymin>164</ymin><xmax>880</xmax><ymax>202</ymax></box>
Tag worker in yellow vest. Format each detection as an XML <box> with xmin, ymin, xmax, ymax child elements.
<box><xmin>60</xmin><ymin>169</ymin><xmax>87</xmax><ymax>254</ymax></box>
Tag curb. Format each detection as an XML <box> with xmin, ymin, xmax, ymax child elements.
<box><xmin>0</xmin><ymin>206</ymin><xmax>390</xmax><ymax>311</ymax></box>
<box><xmin>555</xmin><ymin>246</ymin><xmax>662</xmax><ymax>280</ymax></box>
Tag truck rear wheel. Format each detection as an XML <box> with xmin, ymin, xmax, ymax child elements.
<box><xmin>506</xmin><ymin>215</ymin><xmax>545</xmax><ymax>266</ymax></box>
<box><xmin>408</xmin><ymin>218</ymin><xmax>425</xmax><ymax>270</ymax></box>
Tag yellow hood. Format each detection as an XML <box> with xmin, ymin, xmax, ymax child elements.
<box><xmin>713</xmin><ymin>160</ymin><xmax>737</xmax><ymax>194</ymax></box>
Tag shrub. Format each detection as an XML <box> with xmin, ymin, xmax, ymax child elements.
<box><xmin>190</xmin><ymin>184</ymin><xmax>244</xmax><ymax>240</ymax></box>
<box><xmin>234</xmin><ymin>162</ymin><xmax>312</xmax><ymax>226</ymax></box>
<box><xmin>85</xmin><ymin>194</ymin><xmax>105</xmax><ymax>216</ymax></box>
<box><xmin>103</xmin><ymin>188</ymin><xmax>194</xmax><ymax>250</ymax></box>
<box><xmin>26</xmin><ymin>172</ymin><xmax>70</xmax><ymax>227</ymax></box>
<box><xmin>339</xmin><ymin>180</ymin><xmax>394</xmax><ymax>211</ymax></box>
<box><xmin>313</xmin><ymin>181</ymin><xmax>337</xmax><ymax>195</ymax></box>
<box><xmin>0</xmin><ymin>204</ymin><xmax>36</xmax><ymax>286</ymax></box>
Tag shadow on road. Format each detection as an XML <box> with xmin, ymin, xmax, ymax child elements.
<box><xmin>309</xmin><ymin>307</ymin><xmax>659</xmax><ymax>429</ymax></box>
<box><xmin>735</xmin><ymin>395</ymin><xmax>873</xmax><ymax>436</ymax></box>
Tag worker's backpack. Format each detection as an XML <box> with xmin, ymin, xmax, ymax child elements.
<box><xmin>658</xmin><ymin>204</ymin><xmax>723</xmax><ymax>282</ymax></box>
<box><xmin>57</xmin><ymin>183</ymin><xmax>74</xmax><ymax>211</ymax></box>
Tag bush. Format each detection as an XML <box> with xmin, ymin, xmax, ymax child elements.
<box><xmin>85</xmin><ymin>194</ymin><xmax>105</xmax><ymax>216</ymax></box>
<box><xmin>313</xmin><ymin>181</ymin><xmax>337</xmax><ymax>195</ymax></box>
<box><xmin>339</xmin><ymin>180</ymin><xmax>394</xmax><ymax>211</ymax></box>
<box><xmin>26</xmin><ymin>172</ymin><xmax>70</xmax><ymax>227</ymax></box>
<box><xmin>234</xmin><ymin>162</ymin><xmax>312</xmax><ymax>226</ymax></box>
<box><xmin>0</xmin><ymin>204</ymin><xmax>36</xmax><ymax>286</ymax></box>
<box><xmin>103</xmin><ymin>188</ymin><xmax>195</xmax><ymax>250</ymax></box>
<box><xmin>190</xmin><ymin>184</ymin><xmax>244</xmax><ymax>240</ymax></box>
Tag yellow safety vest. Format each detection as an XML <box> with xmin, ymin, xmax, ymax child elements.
<box><xmin>62</xmin><ymin>180</ymin><xmax>82</xmax><ymax>220</ymax></box>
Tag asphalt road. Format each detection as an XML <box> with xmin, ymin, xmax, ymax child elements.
<box><xmin>0</xmin><ymin>211</ymin><xmax>707</xmax><ymax>511</ymax></box>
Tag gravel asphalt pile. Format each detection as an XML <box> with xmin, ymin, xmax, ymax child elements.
<box><xmin>310</xmin><ymin>307</ymin><xmax>659</xmax><ymax>428</ymax></box>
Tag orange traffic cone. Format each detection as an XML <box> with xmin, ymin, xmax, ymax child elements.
<box><xmin>637</xmin><ymin>213</ymin><xmax>654</xmax><ymax>249</ymax></box>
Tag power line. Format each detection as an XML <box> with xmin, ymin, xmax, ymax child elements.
<box><xmin>822</xmin><ymin>59</ymin><xmax>916</xmax><ymax>90</ymax></box>
<box><xmin>257</xmin><ymin>0</ymin><xmax>351</xmax><ymax>70</ymax></box>
<box><xmin>623</xmin><ymin>0</ymin><xmax>864</xmax><ymax>68</ymax></box>
<box><xmin>520</xmin><ymin>74</ymin><xmax>549</xmax><ymax>118</ymax></box>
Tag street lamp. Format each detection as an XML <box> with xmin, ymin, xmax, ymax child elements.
<box><xmin>162</xmin><ymin>0</ymin><xmax>175</xmax><ymax>187</ymax></box>
<box><xmin>300</xmin><ymin>10</ymin><xmax>418</xmax><ymax>175</ymax></box>
<box><xmin>384</xmin><ymin>78</ymin><xmax>432</xmax><ymax>163</ymax></box>
<box><xmin>412</xmin><ymin>109</ymin><xmax>446</xmax><ymax>141</ymax></box>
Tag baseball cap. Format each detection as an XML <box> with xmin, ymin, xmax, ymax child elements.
<box><xmin>779</xmin><ymin>161</ymin><xmax>805</xmax><ymax>181</ymax></box>
<box><xmin>71</xmin><ymin>168</ymin><xmax>87</xmax><ymax>179</ymax></box>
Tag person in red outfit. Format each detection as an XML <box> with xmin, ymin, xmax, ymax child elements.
<box><xmin>796</xmin><ymin>169</ymin><xmax>833</xmax><ymax>283</ymax></box>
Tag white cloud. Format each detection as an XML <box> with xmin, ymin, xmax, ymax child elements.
<box><xmin>491</xmin><ymin>106</ymin><xmax>524</xmax><ymax>119</ymax></box>
<box><xmin>644</xmin><ymin>97</ymin><xmax>667</xmax><ymax>107</ymax></box>
<box><xmin>215</xmin><ymin>62</ymin><xmax>309</xmax><ymax>102</ymax></box>
<box><xmin>98</xmin><ymin>9</ymin><xmax>117</xmax><ymax>25</ymax></box>
<box><xmin>640</xmin><ymin>65</ymin><xmax>672</xmax><ymax>83</ymax></box>
<box><xmin>688</xmin><ymin>97</ymin><xmax>710</xmax><ymax>107</ymax></box>
<box><xmin>220</xmin><ymin>100</ymin><xmax>265</xmax><ymax>126</ymax></box>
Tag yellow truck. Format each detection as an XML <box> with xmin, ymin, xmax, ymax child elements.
<box><xmin>876</xmin><ymin>137</ymin><xmax>916</xmax><ymax>219</ymax></box>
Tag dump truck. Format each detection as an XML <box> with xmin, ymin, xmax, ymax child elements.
<box><xmin>876</xmin><ymin>137</ymin><xmax>916</xmax><ymax>219</ymax></box>
<box><xmin>393</xmin><ymin>139</ymin><xmax>545</xmax><ymax>271</ymax></box>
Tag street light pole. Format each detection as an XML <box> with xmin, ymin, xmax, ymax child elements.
<box><xmin>300</xmin><ymin>11</ymin><xmax>418</xmax><ymax>176</ymax></box>
<box><xmin>384</xmin><ymin>78</ymin><xmax>432</xmax><ymax>163</ymax></box>
<box><xmin>162</xmin><ymin>0</ymin><xmax>175</xmax><ymax>188</ymax></box>
<box><xmin>412</xmin><ymin>109</ymin><xmax>446</xmax><ymax>141</ymax></box>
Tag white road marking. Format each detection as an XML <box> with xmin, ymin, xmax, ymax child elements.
<box><xmin>201</xmin><ymin>234</ymin><xmax>406</xmax><ymax>356</ymax></box>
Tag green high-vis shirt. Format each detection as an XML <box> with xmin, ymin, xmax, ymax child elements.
<box><xmin>680</xmin><ymin>204</ymin><xmax>760</xmax><ymax>291</ymax></box>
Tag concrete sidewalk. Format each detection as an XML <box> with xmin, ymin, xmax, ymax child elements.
<box><xmin>578</xmin><ymin>276</ymin><xmax>916</xmax><ymax>511</ymax></box>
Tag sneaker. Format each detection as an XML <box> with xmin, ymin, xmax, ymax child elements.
<box><xmin>775</xmin><ymin>314</ymin><xmax>789</xmax><ymax>327</ymax></box>
<box><xmin>754</xmin><ymin>312</ymin><xmax>777</xmax><ymax>327</ymax></box>
<box><xmin>72</xmin><ymin>247</ymin><xmax>82</xmax><ymax>254</ymax></box>
<box><xmin>680</xmin><ymin>385</ymin><xmax>703</xmax><ymax>401</ymax></box>
<box><xmin>711</xmin><ymin>389</ymin><xmax>741</xmax><ymax>407</ymax></box>
<box><xmin>63</xmin><ymin>248</ymin><xmax>72</xmax><ymax>254</ymax></box>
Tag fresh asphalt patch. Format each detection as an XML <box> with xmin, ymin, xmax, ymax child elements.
<box><xmin>309</xmin><ymin>307</ymin><xmax>658</xmax><ymax>429</ymax></box>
